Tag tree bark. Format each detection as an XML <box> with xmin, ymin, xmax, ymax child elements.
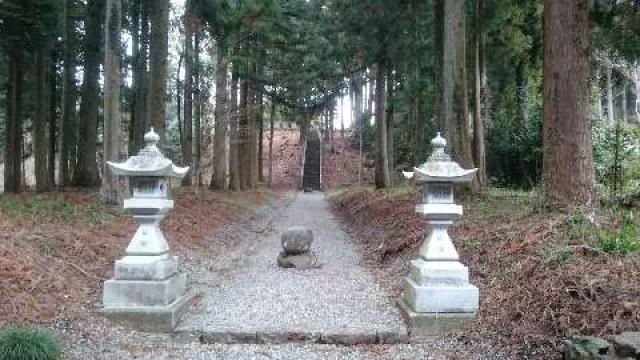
<box><xmin>622</xmin><ymin>82</ymin><xmax>628</xmax><ymax>123</ymax></box>
<box><xmin>4</xmin><ymin>55</ymin><xmax>23</xmax><ymax>193</ymax></box>
<box><xmin>268</xmin><ymin>100</ymin><xmax>276</xmax><ymax>188</ymax></box>
<box><xmin>606</xmin><ymin>66</ymin><xmax>615</xmax><ymax>127</ymax></box>
<box><xmin>182</xmin><ymin>5</ymin><xmax>194</xmax><ymax>186</ymax></box>
<box><xmin>258</xmin><ymin>95</ymin><xmax>265</xmax><ymax>183</ymax></box>
<box><xmin>473</xmin><ymin>0</ymin><xmax>487</xmax><ymax>190</ymax></box>
<box><xmin>34</xmin><ymin>48</ymin><xmax>52</xmax><ymax>192</ymax></box>
<box><xmin>542</xmin><ymin>0</ymin><xmax>595</xmax><ymax>207</ymax></box>
<box><xmin>73</xmin><ymin>0</ymin><xmax>103</xmax><ymax>187</ymax></box>
<box><xmin>48</xmin><ymin>50</ymin><xmax>57</xmax><ymax>186</ymax></box>
<box><xmin>194</xmin><ymin>30</ymin><xmax>202</xmax><ymax>186</ymax></box>
<box><xmin>103</xmin><ymin>0</ymin><xmax>124</xmax><ymax>204</ymax></box>
<box><xmin>211</xmin><ymin>42</ymin><xmax>229</xmax><ymax>191</ymax></box>
<box><xmin>239</xmin><ymin>78</ymin><xmax>250</xmax><ymax>190</ymax></box>
<box><xmin>148</xmin><ymin>0</ymin><xmax>169</xmax><ymax>143</ymax></box>
<box><xmin>385</xmin><ymin>63</ymin><xmax>394</xmax><ymax>182</ymax></box>
<box><xmin>443</xmin><ymin>0</ymin><xmax>473</xmax><ymax>169</ymax></box>
<box><xmin>59</xmin><ymin>0</ymin><xmax>78</xmax><ymax>186</ymax></box>
<box><xmin>434</xmin><ymin>0</ymin><xmax>445</xmax><ymax>132</ymax></box>
<box><xmin>132</xmin><ymin>0</ymin><xmax>149</xmax><ymax>151</ymax></box>
<box><xmin>229</xmin><ymin>71</ymin><xmax>241</xmax><ymax>191</ymax></box>
<box><xmin>374</xmin><ymin>60</ymin><xmax>390</xmax><ymax>189</ymax></box>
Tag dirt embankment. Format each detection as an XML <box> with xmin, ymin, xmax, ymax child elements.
<box><xmin>330</xmin><ymin>187</ymin><xmax>640</xmax><ymax>358</ymax></box>
<box><xmin>0</xmin><ymin>189</ymin><xmax>274</xmax><ymax>326</ymax></box>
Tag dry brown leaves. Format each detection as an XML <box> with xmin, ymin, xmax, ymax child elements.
<box><xmin>0</xmin><ymin>189</ymin><xmax>273</xmax><ymax>327</ymax></box>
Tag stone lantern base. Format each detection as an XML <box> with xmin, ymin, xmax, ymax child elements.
<box><xmin>100</xmin><ymin>255</ymin><xmax>197</xmax><ymax>332</ymax></box>
<box><xmin>399</xmin><ymin>258</ymin><xmax>478</xmax><ymax>336</ymax></box>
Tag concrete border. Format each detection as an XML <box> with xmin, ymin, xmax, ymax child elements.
<box><xmin>194</xmin><ymin>330</ymin><xmax>410</xmax><ymax>345</ymax></box>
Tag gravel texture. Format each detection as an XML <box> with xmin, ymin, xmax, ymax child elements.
<box><xmin>178</xmin><ymin>192</ymin><xmax>407</xmax><ymax>341</ymax></box>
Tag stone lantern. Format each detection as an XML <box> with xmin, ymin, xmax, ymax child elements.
<box><xmin>399</xmin><ymin>132</ymin><xmax>479</xmax><ymax>335</ymax></box>
<box><xmin>101</xmin><ymin>128</ymin><xmax>194</xmax><ymax>331</ymax></box>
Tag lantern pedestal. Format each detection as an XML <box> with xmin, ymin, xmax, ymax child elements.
<box><xmin>101</xmin><ymin>128</ymin><xmax>195</xmax><ymax>331</ymax></box>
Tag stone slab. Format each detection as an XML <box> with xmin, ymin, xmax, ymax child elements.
<box><xmin>404</xmin><ymin>277</ymin><xmax>478</xmax><ymax>313</ymax></box>
<box><xmin>398</xmin><ymin>299</ymin><xmax>476</xmax><ymax>337</ymax></box>
<box><xmin>276</xmin><ymin>251</ymin><xmax>319</xmax><ymax>269</ymax></box>
<box><xmin>103</xmin><ymin>273</ymin><xmax>186</xmax><ymax>307</ymax></box>
<box><xmin>409</xmin><ymin>259</ymin><xmax>469</xmax><ymax>286</ymax></box>
<box><xmin>113</xmin><ymin>255</ymin><xmax>177</xmax><ymax>280</ymax></box>
<box><xmin>100</xmin><ymin>291</ymin><xmax>198</xmax><ymax>332</ymax></box>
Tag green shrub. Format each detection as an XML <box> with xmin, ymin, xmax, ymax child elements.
<box><xmin>0</xmin><ymin>325</ymin><xmax>63</xmax><ymax>360</ymax></box>
<box><xmin>596</xmin><ymin>217</ymin><xmax>639</xmax><ymax>254</ymax></box>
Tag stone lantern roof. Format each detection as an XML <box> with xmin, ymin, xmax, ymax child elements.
<box><xmin>108</xmin><ymin>128</ymin><xmax>189</xmax><ymax>178</ymax></box>
<box><xmin>404</xmin><ymin>132</ymin><xmax>477</xmax><ymax>183</ymax></box>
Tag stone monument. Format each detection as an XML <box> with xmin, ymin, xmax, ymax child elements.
<box><xmin>277</xmin><ymin>226</ymin><xmax>319</xmax><ymax>269</ymax></box>
<box><xmin>399</xmin><ymin>132</ymin><xmax>479</xmax><ymax>336</ymax></box>
<box><xmin>101</xmin><ymin>128</ymin><xmax>195</xmax><ymax>331</ymax></box>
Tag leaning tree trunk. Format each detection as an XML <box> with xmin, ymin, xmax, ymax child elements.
<box><xmin>374</xmin><ymin>60</ymin><xmax>391</xmax><ymax>189</ymax></box>
<box><xmin>542</xmin><ymin>0</ymin><xmax>595</xmax><ymax>208</ymax></box>
<box><xmin>59</xmin><ymin>0</ymin><xmax>78</xmax><ymax>187</ymax></box>
<box><xmin>73</xmin><ymin>0</ymin><xmax>103</xmax><ymax>187</ymax></box>
<box><xmin>102</xmin><ymin>0</ymin><xmax>124</xmax><ymax>204</ymax></box>
<box><xmin>4</xmin><ymin>55</ymin><xmax>23</xmax><ymax>193</ymax></box>
<box><xmin>148</xmin><ymin>0</ymin><xmax>169</xmax><ymax>143</ymax></box>
<box><xmin>443</xmin><ymin>0</ymin><xmax>474</xmax><ymax>169</ymax></box>
<box><xmin>211</xmin><ymin>42</ymin><xmax>229</xmax><ymax>191</ymax></box>
<box><xmin>34</xmin><ymin>48</ymin><xmax>52</xmax><ymax>192</ymax></box>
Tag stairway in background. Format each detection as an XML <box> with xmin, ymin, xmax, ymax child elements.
<box><xmin>302</xmin><ymin>131</ymin><xmax>321</xmax><ymax>191</ymax></box>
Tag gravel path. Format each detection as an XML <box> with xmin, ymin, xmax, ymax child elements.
<box><xmin>59</xmin><ymin>191</ymin><xmax>506</xmax><ymax>359</ymax></box>
<box><xmin>178</xmin><ymin>192</ymin><xmax>407</xmax><ymax>342</ymax></box>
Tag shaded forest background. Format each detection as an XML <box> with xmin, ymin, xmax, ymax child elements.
<box><xmin>0</xmin><ymin>0</ymin><xmax>639</xmax><ymax>205</ymax></box>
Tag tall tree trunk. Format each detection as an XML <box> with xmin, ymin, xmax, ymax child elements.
<box><xmin>48</xmin><ymin>51</ymin><xmax>57</xmax><ymax>186</ymax></box>
<box><xmin>247</xmin><ymin>76</ymin><xmax>258</xmax><ymax>189</ymax></box>
<box><xmin>239</xmin><ymin>79</ymin><xmax>250</xmax><ymax>190</ymax></box>
<box><xmin>258</xmin><ymin>95</ymin><xmax>265</xmax><ymax>183</ymax></box>
<box><xmin>103</xmin><ymin>0</ymin><xmax>124</xmax><ymax>204</ymax></box>
<box><xmin>542</xmin><ymin>0</ymin><xmax>595</xmax><ymax>207</ymax></box>
<box><xmin>268</xmin><ymin>100</ymin><xmax>276</xmax><ymax>188</ymax></box>
<box><xmin>73</xmin><ymin>0</ymin><xmax>103</xmax><ymax>187</ymax></box>
<box><xmin>59</xmin><ymin>0</ymin><xmax>77</xmax><ymax>186</ymax></box>
<box><xmin>4</xmin><ymin>55</ymin><xmax>23</xmax><ymax>193</ymax></box>
<box><xmin>374</xmin><ymin>60</ymin><xmax>390</xmax><ymax>189</ymax></box>
<box><xmin>385</xmin><ymin>63</ymin><xmax>394</xmax><ymax>182</ymax></box>
<box><xmin>229</xmin><ymin>72</ymin><xmax>241</xmax><ymax>191</ymax></box>
<box><xmin>606</xmin><ymin>66</ymin><xmax>615</xmax><ymax>127</ymax></box>
<box><xmin>211</xmin><ymin>42</ymin><xmax>229</xmax><ymax>191</ymax></box>
<box><xmin>473</xmin><ymin>0</ymin><xmax>487</xmax><ymax>189</ymax></box>
<box><xmin>443</xmin><ymin>0</ymin><xmax>473</xmax><ymax>168</ymax></box>
<box><xmin>132</xmin><ymin>0</ymin><xmax>149</xmax><ymax>151</ymax></box>
<box><xmin>148</xmin><ymin>0</ymin><xmax>169</xmax><ymax>143</ymax></box>
<box><xmin>34</xmin><ymin>49</ymin><xmax>52</xmax><ymax>192</ymax></box>
<box><xmin>194</xmin><ymin>31</ymin><xmax>202</xmax><ymax>186</ymax></box>
<box><xmin>434</xmin><ymin>0</ymin><xmax>445</xmax><ymax>132</ymax></box>
<box><xmin>182</xmin><ymin>8</ymin><xmax>194</xmax><ymax>186</ymax></box>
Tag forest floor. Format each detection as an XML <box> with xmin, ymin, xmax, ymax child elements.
<box><xmin>329</xmin><ymin>185</ymin><xmax>640</xmax><ymax>359</ymax></box>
